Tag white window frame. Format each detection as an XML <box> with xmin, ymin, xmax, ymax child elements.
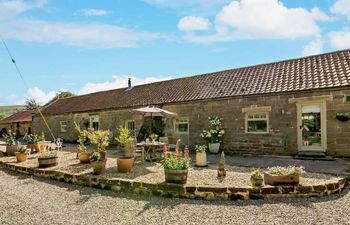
<box><xmin>245</xmin><ymin>112</ymin><xmax>269</xmax><ymax>134</ymax></box>
<box><xmin>60</xmin><ymin>121</ymin><xmax>68</xmax><ymax>133</ymax></box>
<box><xmin>174</xmin><ymin>117</ymin><xmax>189</xmax><ymax>134</ymax></box>
<box><xmin>89</xmin><ymin>115</ymin><xmax>100</xmax><ymax>131</ymax></box>
<box><xmin>126</xmin><ymin>120</ymin><xmax>136</xmax><ymax>137</ymax></box>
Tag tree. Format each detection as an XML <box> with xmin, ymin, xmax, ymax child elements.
<box><xmin>44</xmin><ymin>91</ymin><xmax>76</xmax><ymax>106</ymax></box>
<box><xmin>24</xmin><ymin>98</ymin><xmax>40</xmax><ymax>110</ymax></box>
<box><xmin>0</xmin><ymin>114</ymin><xmax>7</xmax><ymax>120</ymax></box>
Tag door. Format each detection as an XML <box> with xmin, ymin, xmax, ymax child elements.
<box><xmin>297</xmin><ymin>102</ymin><xmax>326</xmax><ymax>152</ymax></box>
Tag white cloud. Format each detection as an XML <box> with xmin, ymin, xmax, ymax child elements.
<box><xmin>0</xmin><ymin>19</ymin><xmax>170</xmax><ymax>48</ymax></box>
<box><xmin>26</xmin><ymin>87</ymin><xmax>56</xmax><ymax>105</ymax></box>
<box><xmin>331</xmin><ymin>0</ymin><xmax>350</xmax><ymax>20</ymax></box>
<box><xmin>215</xmin><ymin>0</ymin><xmax>319</xmax><ymax>39</ymax></box>
<box><xmin>329</xmin><ymin>30</ymin><xmax>350</xmax><ymax>49</ymax></box>
<box><xmin>74</xmin><ymin>9</ymin><xmax>111</xmax><ymax>16</ymax></box>
<box><xmin>79</xmin><ymin>75</ymin><xmax>173</xmax><ymax>95</ymax></box>
<box><xmin>178</xmin><ymin>16</ymin><xmax>210</xmax><ymax>32</ymax></box>
<box><xmin>180</xmin><ymin>0</ymin><xmax>328</xmax><ymax>43</ymax></box>
<box><xmin>0</xmin><ymin>94</ymin><xmax>23</xmax><ymax>105</ymax></box>
<box><xmin>302</xmin><ymin>36</ymin><xmax>323</xmax><ymax>56</ymax></box>
<box><xmin>0</xmin><ymin>0</ymin><xmax>46</xmax><ymax>21</ymax></box>
<box><xmin>311</xmin><ymin>7</ymin><xmax>334</xmax><ymax>21</ymax></box>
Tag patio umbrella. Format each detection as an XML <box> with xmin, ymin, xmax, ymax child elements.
<box><xmin>133</xmin><ymin>106</ymin><xmax>177</xmax><ymax>134</ymax></box>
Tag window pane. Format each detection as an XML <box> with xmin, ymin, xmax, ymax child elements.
<box><xmin>248</xmin><ymin>115</ymin><xmax>253</xmax><ymax>119</ymax></box>
<box><xmin>247</xmin><ymin>120</ymin><xmax>267</xmax><ymax>132</ymax></box>
<box><xmin>176</xmin><ymin>123</ymin><xmax>188</xmax><ymax>132</ymax></box>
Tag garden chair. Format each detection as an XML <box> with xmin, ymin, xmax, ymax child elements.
<box><xmin>54</xmin><ymin>138</ymin><xmax>63</xmax><ymax>151</ymax></box>
<box><xmin>159</xmin><ymin>137</ymin><xmax>177</xmax><ymax>151</ymax></box>
<box><xmin>134</xmin><ymin>139</ymin><xmax>145</xmax><ymax>163</ymax></box>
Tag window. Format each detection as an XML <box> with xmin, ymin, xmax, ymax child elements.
<box><xmin>126</xmin><ymin>120</ymin><xmax>136</xmax><ymax>137</ymax></box>
<box><xmin>246</xmin><ymin>113</ymin><xmax>269</xmax><ymax>133</ymax></box>
<box><xmin>89</xmin><ymin>115</ymin><xmax>99</xmax><ymax>131</ymax></box>
<box><xmin>60</xmin><ymin>121</ymin><xmax>68</xmax><ymax>133</ymax></box>
<box><xmin>174</xmin><ymin>117</ymin><xmax>189</xmax><ymax>133</ymax></box>
<box><xmin>346</xmin><ymin>96</ymin><xmax>350</xmax><ymax>102</ymax></box>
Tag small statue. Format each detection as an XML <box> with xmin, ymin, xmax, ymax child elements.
<box><xmin>217</xmin><ymin>151</ymin><xmax>226</xmax><ymax>177</ymax></box>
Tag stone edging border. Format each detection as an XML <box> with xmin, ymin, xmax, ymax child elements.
<box><xmin>0</xmin><ymin>161</ymin><xmax>348</xmax><ymax>201</ymax></box>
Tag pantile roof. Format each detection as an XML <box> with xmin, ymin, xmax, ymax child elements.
<box><xmin>42</xmin><ymin>49</ymin><xmax>350</xmax><ymax>115</ymax></box>
<box><xmin>0</xmin><ymin>110</ymin><xmax>34</xmax><ymax>124</ymax></box>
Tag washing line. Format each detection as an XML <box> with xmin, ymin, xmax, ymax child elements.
<box><xmin>1</xmin><ymin>37</ymin><xmax>56</xmax><ymax>141</ymax></box>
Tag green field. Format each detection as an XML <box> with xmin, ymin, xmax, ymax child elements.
<box><xmin>0</xmin><ymin>105</ymin><xmax>25</xmax><ymax>118</ymax></box>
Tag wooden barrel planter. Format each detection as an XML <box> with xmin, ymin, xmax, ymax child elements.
<box><xmin>164</xmin><ymin>168</ymin><xmax>188</xmax><ymax>184</ymax></box>
<box><xmin>264</xmin><ymin>172</ymin><xmax>299</xmax><ymax>185</ymax></box>
<box><xmin>6</xmin><ymin>146</ymin><xmax>17</xmax><ymax>156</ymax></box>
<box><xmin>38</xmin><ymin>157</ymin><xmax>58</xmax><ymax>168</ymax></box>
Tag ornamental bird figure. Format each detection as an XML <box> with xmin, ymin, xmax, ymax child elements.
<box><xmin>217</xmin><ymin>151</ymin><xmax>226</xmax><ymax>177</ymax></box>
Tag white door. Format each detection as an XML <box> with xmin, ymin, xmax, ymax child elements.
<box><xmin>297</xmin><ymin>102</ymin><xmax>326</xmax><ymax>152</ymax></box>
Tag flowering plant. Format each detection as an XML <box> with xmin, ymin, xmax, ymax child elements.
<box><xmin>3</xmin><ymin>132</ymin><xmax>15</xmax><ymax>146</ymax></box>
<box><xmin>251</xmin><ymin>168</ymin><xmax>262</xmax><ymax>178</ymax></box>
<box><xmin>161</xmin><ymin>145</ymin><xmax>190</xmax><ymax>170</ymax></box>
<box><xmin>23</xmin><ymin>133</ymin><xmax>41</xmax><ymax>144</ymax></box>
<box><xmin>267</xmin><ymin>164</ymin><xmax>305</xmax><ymax>176</ymax></box>
<box><xmin>195</xmin><ymin>145</ymin><xmax>207</xmax><ymax>153</ymax></box>
<box><xmin>200</xmin><ymin>116</ymin><xmax>225</xmax><ymax>143</ymax></box>
<box><xmin>87</xmin><ymin>130</ymin><xmax>109</xmax><ymax>151</ymax></box>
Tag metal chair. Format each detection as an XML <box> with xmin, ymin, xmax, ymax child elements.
<box><xmin>55</xmin><ymin>138</ymin><xmax>63</xmax><ymax>151</ymax></box>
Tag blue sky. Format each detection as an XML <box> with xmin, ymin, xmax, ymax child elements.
<box><xmin>0</xmin><ymin>0</ymin><xmax>349</xmax><ymax>106</ymax></box>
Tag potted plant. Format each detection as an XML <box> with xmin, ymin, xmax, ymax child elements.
<box><xmin>23</xmin><ymin>133</ymin><xmax>40</xmax><ymax>153</ymax></box>
<box><xmin>336</xmin><ymin>112</ymin><xmax>350</xmax><ymax>122</ymax></box>
<box><xmin>264</xmin><ymin>164</ymin><xmax>305</xmax><ymax>186</ymax></box>
<box><xmin>87</xmin><ymin>129</ymin><xmax>109</xmax><ymax>160</ymax></box>
<box><xmin>161</xmin><ymin>146</ymin><xmax>190</xmax><ymax>184</ymax></box>
<box><xmin>250</xmin><ymin>168</ymin><xmax>263</xmax><ymax>187</ymax></box>
<box><xmin>74</xmin><ymin>122</ymin><xmax>90</xmax><ymax>163</ymax></box>
<box><xmin>89</xmin><ymin>152</ymin><xmax>106</xmax><ymax>175</ymax></box>
<box><xmin>150</xmin><ymin>133</ymin><xmax>158</xmax><ymax>143</ymax></box>
<box><xmin>200</xmin><ymin>116</ymin><xmax>225</xmax><ymax>154</ymax></box>
<box><xmin>37</xmin><ymin>151</ymin><xmax>58</xmax><ymax>167</ymax></box>
<box><xmin>15</xmin><ymin>146</ymin><xmax>30</xmax><ymax>162</ymax></box>
<box><xmin>115</xmin><ymin>127</ymin><xmax>135</xmax><ymax>173</ymax></box>
<box><xmin>3</xmin><ymin>132</ymin><xmax>16</xmax><ymax>156</ymax></box>
<box><xmin>195</xmin><ymin>145</ymin><xmax>207</xmax><ymax>167</ymax></box>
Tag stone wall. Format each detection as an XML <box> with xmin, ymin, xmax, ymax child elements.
<box><xmin>32</xmin><ymin>88</ymin><xmax>350</xmax><ymax>156</ymax></box>
<box><xmin>0</xmin><ymin>161</ymin><xmax>348</xmax><ymax>201</ymax></box>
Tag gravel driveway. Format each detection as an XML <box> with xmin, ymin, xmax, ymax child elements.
<box><xmin>1</xmin><ymin>167</ymin><xmax>350</xmax><ymax>225</ymax></box>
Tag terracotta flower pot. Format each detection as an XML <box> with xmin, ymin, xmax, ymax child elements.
<box><xmin>208</xmin><ymin>143</ymin><xmax>220</xmax><ymax>154</ymax></box>
<box><xmin>195</xmin><ymin>152</ymin><xmax>207</xmax><ymax>166</ymax></box>
<box><xmin>164</xmin><ymin>168</ymin><xmax>188</xmax><ymax>184</ymax></box>
<box><xmin>38</xmin><ymin>157</ymin><xmax>58</xmax><ymax>168</ymax></box>
<box><xmin>6</xmin><ymin>146</ymin><xmax>17</xmax><ymax>156</ymax></box>
<box><xmin>78</xmin><ymin>152</ymin><xmax>91</xmax><ymax>163</ymax></box>
<box><xmin>117</xmin><ymin>157</ymin><xmax>134</xmax><ymax>173</ymax></box>
<box><xmin>34</xmin><ymin>144</ymin><xmax>41</xmax><ymax>153</ymax></box>
<box><xmin>16</xmin><ymin>153</ymin><xmax>28</xmax><ymax>162</ymax></box>
<box><xmin>91</xmin><ymin>160</ymin><xmax>107</xmax><ymax>175</ymax></box>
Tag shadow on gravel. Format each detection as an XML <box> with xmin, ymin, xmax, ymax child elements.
<box><xmin>1</xmin><ymin>165</ymin><xmax>349</xmax><ymax>215</ymax></box>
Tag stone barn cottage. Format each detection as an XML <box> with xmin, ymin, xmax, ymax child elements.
<box><xmin>0</xmin><ymin>110</ymin><xmax>34</xmax><ymax>137</ymax></box>
<box><xmin>33</xmin><ymin>49</ymin><xmax>350</xmax><ymax>157</ymax></box>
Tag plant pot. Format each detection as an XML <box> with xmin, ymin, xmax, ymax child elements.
<box><xmin>38</xmin><ymin>157</ymin><xmax>58</xmax><ymax>168</ymax></box>
<box><xmin>250</xmin><ymin>176</ymin><xmax>263</xmax><ymax>187</ymax></box>
<box><xmin>6</xmin><ymin>146</ymin><xmax>17</xmax><ymax>156</ymax></box>
<box><xmin>16</xmin><ymin>153</ymin><xmax>28</xmax><ymax>162</ymax></box>
<box><xmin>336</xmin><ymin>115</ymin><xmax>350</xmax><ymax>122</ymax></box>
<box><xmin>117</xmin><ymin>157</ymin><xmax>134</xmax><ymax>173</ymax></box>
<box><xmin>99</xmin><ymin>151</ymin><xmax>107</xmax><ymax>160</ymax></box>
<box><xmin>78</xmin><ymin>152</ymin><xmax>91</xmax><ymax>163</ymax></box>
<box><xmin>164</xmin><ymin>168</ymin><xmax>188</xmax><ymax>184</ymax></box>
<box><xmin>208</xmin><ymin>143</ymin><xmax>220</xmax><ymax>154</ymax></box>
<box><xmin>91</xmin><ymin>160</ymin><xmax>107</xmax><ymax>175</ymax></box>
<box><xmin>195</xmin><ymin>152</ymin><xmax>207</xmax><ymax>166</ymax></box>
<box><xmin>34</xmin><ymin>144</ymin><xmax>41</xmax><ymax>153</ymax></box>
<box><xmin>264</xmin><ymin>172</ymin><xmax>299</xmax><ymax>186</ymax></box>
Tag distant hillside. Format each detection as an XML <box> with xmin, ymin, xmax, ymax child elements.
<box><xmin>0</xmin><ymin>105</ymin><xmax>26</xmax><ymax>117</ymax></box>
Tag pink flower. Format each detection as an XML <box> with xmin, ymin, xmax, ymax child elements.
<box><xmin>175</xmin><ymin>149</ymin><xmax>181</xmax><ymax>159</ymax></box>
<box><xmin>184</xmin><ymin>145</ymin><xmax>189</xmax><ymax>158</ymax></box>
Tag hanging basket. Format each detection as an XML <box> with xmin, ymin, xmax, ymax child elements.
<box><xmin>336</xmin><ymin>112</ymin><xmax>350</xmax><ymax>122</ymax></box>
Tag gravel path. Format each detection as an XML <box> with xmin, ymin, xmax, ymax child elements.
<box><xmin>1</xmin><ymin>167</ymin><xmax>350</xmax><ymax>225</ymax></box>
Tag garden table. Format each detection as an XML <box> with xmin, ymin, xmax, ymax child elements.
<box><xmin>137</xmin><ymin>141</ymin><xmax>165</xmax><ymax>162</ymax></box>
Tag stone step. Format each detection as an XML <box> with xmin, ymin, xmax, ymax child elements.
<box><xmin>295</xmin><ymin>151</ymin><xmax>333</xmax><ymax>161</ymax></box>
